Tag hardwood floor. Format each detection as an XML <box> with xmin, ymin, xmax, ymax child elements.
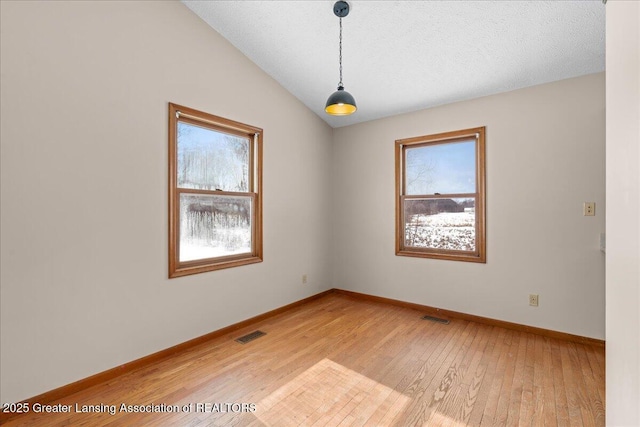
<box><xmin>3</xmin><ymin>293</ymin><xmax>605</xmax><ymax>426</ymax></box>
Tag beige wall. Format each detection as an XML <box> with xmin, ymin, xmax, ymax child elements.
<box><xmin>332</xmin><ymin>73</ymin><xmax>606</xmax><ymax>340</ymax></box>
<box><xmin>0</xmin><ymin>1</ymin><xmax>333</xmax><ymax>403</ymax></box>
<box><xmin>606</xmin><ymin>1</ymin><xmax>640</xmax><ymax>425</ymax></box>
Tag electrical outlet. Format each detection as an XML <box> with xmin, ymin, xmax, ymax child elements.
<box><xmin>529</xmin><ymin>294</ymin><xmax>539</xmax><ymax>307</ymax></box>
<box><xmin>584</xmin><ymin>202</ymin><xmax>595</xmax><ymax>216</ymax></box>
<box><xmin>302</xmin><ymin>274</ymin><xmax>308</xmax><ymax>284</ymax></box>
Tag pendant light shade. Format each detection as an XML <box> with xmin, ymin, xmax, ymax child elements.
<box><xmin>325</xmin><ymin>85</ymin><xmax>357</xmax><ymax>115</ymax></box>
<box><xmin>326</xmin><ymin>1</ymin><xmax>357</xmax><ymax>116</ymax></box>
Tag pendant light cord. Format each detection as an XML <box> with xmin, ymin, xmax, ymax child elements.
<box><xmin>338</xmin><ymin>17</ymin><xmax>343</xmax><ymax>88</ymax></box>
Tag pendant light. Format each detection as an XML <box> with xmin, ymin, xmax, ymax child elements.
<box><xmin>325</xmin><ymin>1</ymin><xmax>357</xmax><ymax>116</ymax></box>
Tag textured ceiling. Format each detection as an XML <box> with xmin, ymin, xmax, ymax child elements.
<box><xmin>182</xmin><ymin>1</ymin><xmax>605</xmax><ymax>128</ymax></box>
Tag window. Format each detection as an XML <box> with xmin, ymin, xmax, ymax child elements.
<box><xmin>169</xmin><ymin>103</ymin><xmax>262</xmax><ymax>277</ymax></box>
<box><xmin>395</xmin><ymin>127</ymin><xmax>486</xmax><ymax>263</ymax></box>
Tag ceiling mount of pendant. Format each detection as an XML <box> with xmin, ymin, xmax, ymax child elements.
<box><xmin>333</xmin><ymin>1</ymin><xmax>350</xmax><ymax>18</ymax></box>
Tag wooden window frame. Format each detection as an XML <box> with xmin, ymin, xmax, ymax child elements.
<box><xmin>395</xmin><ymin>127</ymin><xmax>486</xmax><ymax>263</ymax></box>
<box><xmin>168</xmin><ymin>103</ymin><xmax>263</xmax><ymax>278</ymax></box>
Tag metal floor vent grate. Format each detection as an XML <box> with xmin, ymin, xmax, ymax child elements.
<box><xmin>422</xmin><ymin>315</ymin><xmax>450</xmax><ymax>325</ymax></box>
<box><xmin>235</xmin><ymin>330</ymin><xmax>266</xmax><ymax>344</ymax></box>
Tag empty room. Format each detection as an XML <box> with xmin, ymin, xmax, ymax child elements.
<box><xmin>1</xmin><ymin>1</ymin><xmax>638</xmax><ymax>426</ymax></box>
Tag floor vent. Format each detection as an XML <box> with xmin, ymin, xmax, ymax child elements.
<box><xmin>422</xmin><ymin>315</ymin><xmax>450</xmax><ymax>325</ymax></box>
<box><xmin>235</xmin><ymin>330</ymin><xmax>266</xmax><ymax>344</ymax></box>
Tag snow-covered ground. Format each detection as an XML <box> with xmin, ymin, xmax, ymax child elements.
<box><xmin>405</xmin><ymin>211</ymin><xmax>476</xmax><ymax>251</ymax></box>
<box><xmin>180</xmin><ymin>241</ymin><xmax>250</xmax><ymax>262</ymax></box>
<box><xmin>180</xmin><ymin>228</ymin><xmax>251</xmax><ymax>262</ymax></box>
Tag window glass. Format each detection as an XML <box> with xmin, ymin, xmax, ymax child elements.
<box><xmin>179</xmin><ymin>194</ymin><xmax>252</xmax><ymax>262</ymax></box>
<box><xmin>405</xmin><ymin>140</ymin><xmax>476</xmax><ymax>195</ymax></box>
<box><xmin>404</xmin><ymin>197</ymin><xmax>476</xmax><ymax>251</ymax></box>
<box><xmin>177</xmin><ymin>122</ymin><xmax>249</xmax><ymax>192</ymax></box>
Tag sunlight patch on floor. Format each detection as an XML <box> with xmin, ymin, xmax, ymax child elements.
<box><xmin>425</xmin><ymin>411</ymin><xmax>469</xmax><ymax>427</ymax></box>
<box><xmin>256</xmin><ymin>358</ymin><xmax>410</xmax><ymax>426</ymax></box>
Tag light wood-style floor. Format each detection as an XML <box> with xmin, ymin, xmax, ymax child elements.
<box><xmin>4</xmin><ymin>293</ymin><xmax>605</xmax><ymax>426</ymax></box>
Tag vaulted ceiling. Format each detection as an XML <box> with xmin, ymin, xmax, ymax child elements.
<box><xmin>183</xmin><ymin>1</ymin><xmax>605</xmax><ymax>128</ymax></box>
